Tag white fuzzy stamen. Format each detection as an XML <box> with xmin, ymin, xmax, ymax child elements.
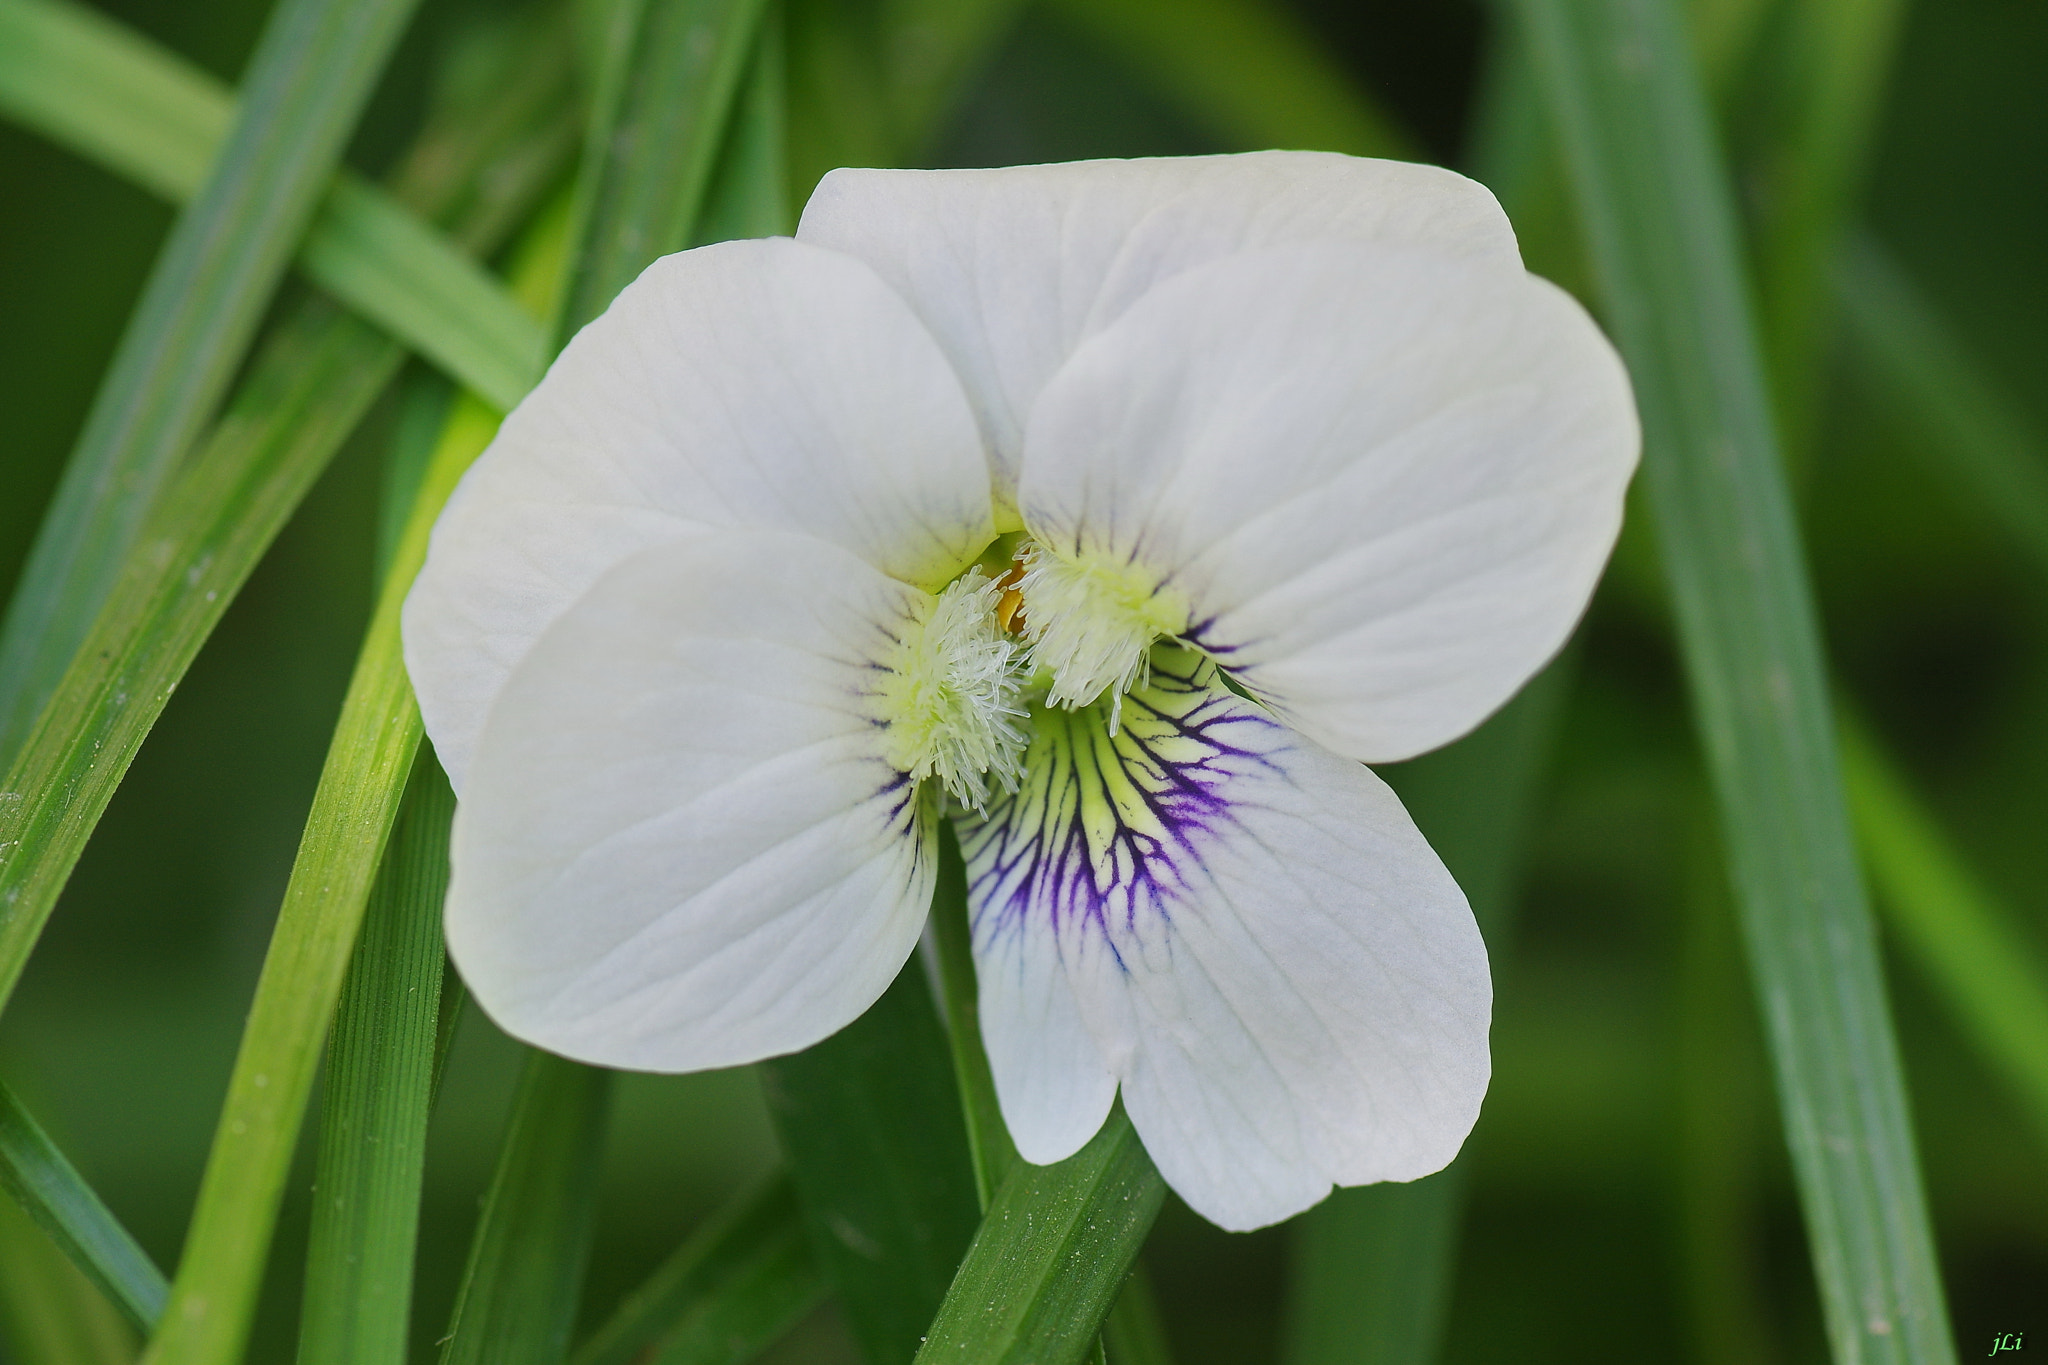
<box><xmin>1018</xmin><ymin>544</ymin><xmax>1190</xmax><ymax>731</ymax></box>
<box><xmin>876</xmin><ymin>570</ymin><xmax>1029</xmax><ymax>811</ymax></box>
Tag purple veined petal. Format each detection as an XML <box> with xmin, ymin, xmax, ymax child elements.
<box><xmin>958</xmin><ymin>646</ymin><xmax>1491</xmax><ymax>1231</ymax></box>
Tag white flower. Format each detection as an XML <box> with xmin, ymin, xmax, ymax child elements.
<box><xmin>401</xmin><ymin>153</ymin><xmax>1638</xmax><ymax>1232</ymax></box>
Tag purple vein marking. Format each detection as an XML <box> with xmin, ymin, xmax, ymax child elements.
<box><xmin>958</xmin><ymin>645</ymin><xmax>1287</xmax><ymax>968</ymax></box>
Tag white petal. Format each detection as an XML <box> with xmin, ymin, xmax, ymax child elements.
<box><xmin>797</xmin><ymin>153</ymin><xmax>1519</xmax><ymax>505</ymax></box>
<box><xmin>1018</xmin><ymin>242</ymin><xmax>1637</xmax><ymax>764</ymax></box>
<box><xmin>959</xmin><ymin>649</ymin><xmax>1490</xmax><ymax>1230</ymax></box>
<box><xmin>404</xmin><ymin>236</ymin><xmax>993</xmax><ymax>790</ymax></box>
<box><xmin>446</xmin><ymin>531</ymin><xmax>938</xmax><ymax>1073</ymax></box>
<box><xmin>969</xmin><ymin>878</ymin><xmax>1120</xmax><ymax>1164</ymax></box>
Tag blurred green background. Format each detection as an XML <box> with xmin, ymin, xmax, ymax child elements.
<box><xmin>1</xmin><ymin>0</ymin><xmax>2043</xmax><ymax>1361</ymax></box>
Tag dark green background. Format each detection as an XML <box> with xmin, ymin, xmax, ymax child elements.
<box><xmin>1</xmin><ymin>0</ymin><xmax>2042</xmax><ymax>1360</ymax></box>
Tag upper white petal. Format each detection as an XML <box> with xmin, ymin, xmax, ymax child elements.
<box><xmin>445</xmin><ymin>531</ymin><xmax>937</xmax><ymax>1073</ymax></box>
<box><xmin>796</xmin><ymin>153</ymin><xmax>1520</xmax><ymax>504</ymax></box>
<box><xmin>403</xmin><ymin>236</ymin><xmax>993</xmax><ymax>790</ymax></box>
<box><xmin>959</xmin><ymin>650</ymin><xmax>1490</xmax><ymax>1230</ymax></box>
<box><xmin>1017</xmin><ymin>241</ymin><xmax>1638</xmax><ymax>763</ymax></box>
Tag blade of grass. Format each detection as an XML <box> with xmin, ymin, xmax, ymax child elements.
<box><xmin>0</xmin><ymin>0</ymin><xmax>222</xmax><ymax>200</ymax></box>
<box><xmin>1509</xmin><ymin>0</ymin><xmax>1956</xmax><ymax>1359</ymax></box>
<box><xmin>1749</xmin><ymin>0</ymin><xmax>1909</xmax><ymax>459</ymax></box>
<box><xmin>294</xmin><ymin>751</ymin><xmax>456</xmax><ymax>1365</ymax></box>
<box><xmin>437</xmin><ymin>1052</ymin><xmax>612</xmax><ymax>1365</ymax></box>
<box><xmin>0</xmin><ymin>1194</ymin><xmax>136</xmax><ymax>1365</ymax></box>
<box><xmin>691</xmin><ymin>4</ymin><xmax>790</xmax><ymax>247</ymax></box>
<box><xmin>0</xmin><ymin>1078</ymin><xmax>168</xmax><ymax>1333</ymax></box>
<box><xmin>133</xmin><ymin>206</ymin><xmax>572</xmax><ymax>1365</ymax></box>
<box><xmin>0</xmin><ymin>0</ymin><xmax>554</xmax><ymax>424</ymax></box>
<box><xmin>1044</xmin><ymin>0</ymin><xmax>1413</xmax><ymax>159</ymax></box>
<box><xmin>911</xmin><ymin>1107</ymin><xmax>1165</xmax><ymax>1365</ymax></box>
<box><xmin>0</xmin><ymin>0</ymin><xmax>424</xmax><ymax>760</ymax></box>
<box><xmin>0</xmin><ymin>29</ymin><xmax>575</xmax><ymax>1026</ymax></box>
<box><xmin>557</xmin><ymin>0</ymin><xmax>772</xmax><ymax>339</ymax></box>
<box><xmin>569</xmin><ymin>1175</ymin><xmax>823</xmax><ymax>1365</ymax></box>
<box><xmin>757</xmin><ymin>961</ymin><xmax>983</xmax><ymax>1365</ymax></box>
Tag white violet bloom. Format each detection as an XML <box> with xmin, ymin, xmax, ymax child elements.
<box><xmin>402</xmin><ymin>152</ymin><xmax>1639</xmax><ymax>1232</ymax></box>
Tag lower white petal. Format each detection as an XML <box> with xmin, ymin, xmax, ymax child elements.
<box><xmin>970</xmin><ymin>896</ymin><xmax>1119</xmax><ymax>1164</ymax></box>
<box><xmin>958</xmin><ymin>647</ymin><xmax>1489</xmax><ymax>1231</ymax></box>
<box><xmin>447</xmin><ymin>531</ymin><xmax>938</xmax><ymax>1073</ymax></box>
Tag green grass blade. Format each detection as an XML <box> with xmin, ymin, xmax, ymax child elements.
<box><xmin>570</xmin><ymin>1175</ymin><xmax>824</xmax><ymax>1365</ymax></box>
<box><xmin>1281</xmin><ymin>661</ymin><xmax>1573</xmax><ymax>1365</ymax></box>
<box><xmin>758</xmin><ymin>962</ymin><xmax>983</xmax><ymax>1365</ymax></box>
<box><xmin>1509</xmin><ymin>0</ymin><xmax>1956</xmax><ymax>1359</ymax></box>
<box><xmin>558</xmin><ymin>0</ymin><xmax>771</xmax><ymax>339</ymax></box>
<box><xmin>912</xmin><ymin>1107</ymin><xmax>1165</xmax><ymax>1365</ymax></box>
<box><xmin>928</xmin><ymin>823</ymin><xmax>1020</xmax><ymax>1210</ymax></box>
<box><xmin>0</xmin><ymin>31</ymin><xmax>574</xmax><ymax>1025</ymax></box>
<box><xmin>1835</xmin><ymin>233</ymin><xmax>2048</xmax><ymax>582</ymax></box>
<box><xmin>0</xmin><ymin>1079</ymin><xmax>168</xmax><ymax>1333</ymax></box>
<box><xmin>438</xmin><ymin>1052</ymin><xmax>612</xmax><ymax>1365</ymax></box>
<box><xmin>0</xmin><ymin>0</ymin><xmax>224</xmax><ymax>200</ymax></box>
<box><xmin>691</xmin><ymin>5</ymin><xmax>791</xmax><ymax>247</ymax></box>
<box><xmin>0</xmin><ymin>0</ymin><xmax>423</xmax><ymax>760</ymax></box>
<box><xmin>1043</xmin><ymin>0</ymin><xmax>1413</xmax><ymax>158</ymax></box>
<box><xmin>1838</xmin><ymin>715</ymin><xmax>2048</xmax><ymax>1152</ymax></box>
<box><xmin>1749</xmin><ymin>0</ymin><xmax>1909</xmax><ymax>457</ymax></box>
<box><xmin>294</xmin><ymin>752</ymin><xmax>456</xmax><ymax>1365</ymax></box>
<box><xmin>0</xmin><ymin>1195</ymin><xmax>137</xmax><ymax>1365</ymax></box>
<box><xmin>132</xmin><ymin>208</ymin><xmax>570</xmax><ymax>1365</ymax></box>
<box><xmin>301</xmin><ymin>178</ymin><xmax>546</xmax><ymax>414</ymax></box>
<box><xmin>0</xmin><ymin>0</ymin><xmax>554</xmax><ymax>420</ymax></box>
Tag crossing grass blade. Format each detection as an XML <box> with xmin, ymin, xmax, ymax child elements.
<box><xmin>1508</xmin><ymin>0</ymin><xmax>1957</xmax><ymax>1360</ymax></box>
<box><xmin>0</xmin><ymin>24</ymin><xmax>574</xmax><ymax>1027</ymax></box>
<box><xmin>0</xmin><ymin>1079</ymin><xmax>168</xmax><ymax>1334</ymax></box>
<box><xmin>0</xmin><ymin>0</ymin><xmax>424</xmax><ymax>760</ymax></box>
<box><xmin>910</xmin><ymin>1106</ymin><xmax>1166</xmax><ymax>1365</ymax></box>
<box><xmin>130</xmin><ymin>204</ymin><xmax>571</xmax><ymax>1365</ymax></box>
<box><xmin>1747</xmin><ymin>0</ymin><xmax>1910</xmax><ymax>458</ymax></box>
<box><xmin>294</xmin><ymin>752</ymin><xmax>456</xmax><ymax>1365</ymax></box>
<box><xmin>557</xmin><ymin>0</ymin><xmax>773</xmax><ymax>339</ymax></box>
<box><xmin>1044</xmin><ymin>0</ymin><xmax>1412</xmax><ymax>158</ymax></box>
<box><xmin>0</xmin><ymin>0</ymin><xmax>554</xmax><ymax>417</ymax></box>
<box><xmin>569</xmin><ymin>1175</ymin><xmax>824</xmax><ymax>1365</ymax></box>
<box><xmin>0</xmin><ymin>0</ymin><xmax>222</xmax><ymax>201</ymax></box>
<box><xmin>437</xmin><ymin>1053</ymin><xmax>612</xmax><ymax>1365</ymax></box>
